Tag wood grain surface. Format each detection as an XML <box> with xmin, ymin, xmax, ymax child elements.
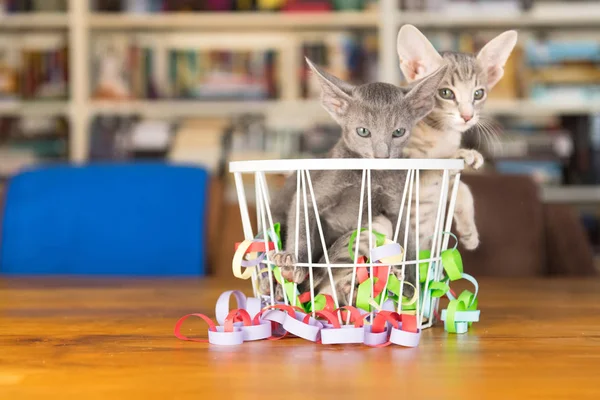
<box><xmin>1</xmin><ymin>277</ymin><xmax>599</xmax><ymax>399</ymax></box>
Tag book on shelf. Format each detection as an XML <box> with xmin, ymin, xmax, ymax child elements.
<box><xmin>1</xmin><ymin>0</ymin><xmax>66</xmax><ymax>12</ymax></box>
<box><xmin>0</xmin><ymin>115</ymin><xmax>68</xmax><ymax>179</ymax></box>
<box><xmin>92</xmin><ymin>34</ymin><xmax>279</xmax><ymax>101</ymax></box>
<box><xmin>20</xmin><ymin>34</ymin><xmax>69</xmax><ymax>100</ymax></box>
<box><xmin>398</xmin><ymin>0</ymin><xmax>533</xmax><ymax>12</ymax></box>
<box><xmin>0</xmin><ymin>33</ymin><xmax>69</xmax><ymax>101</ymax></box>
<box><xmin>301</xmin><ymin>32</ymin><xmax>378</xmax><ymax>99</ymax></box>
<box><xmin>0</xmin><ymin>35</ymin><xmax>20</xmax><ymax>101</ymax></box>
<box><xmin>92</xmin><ymin>0</ymin><xmax>371</xmax><ymax>12</ymax></box>
<box><xmin>168</xmin><ymin>117</ymin><xmax>227</xmax><ymax>172</ymax></box>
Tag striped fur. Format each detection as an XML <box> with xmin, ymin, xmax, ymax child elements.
<box><xmin>397</xmin><ymin>25</ymin><xmax>517</xmax><ymax>251</ymax></box>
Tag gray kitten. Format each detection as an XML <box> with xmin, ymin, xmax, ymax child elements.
<box><xmin>263</xmin><ymin>58</ymin><xmax>448</xmax><ymax>304</ymax></box>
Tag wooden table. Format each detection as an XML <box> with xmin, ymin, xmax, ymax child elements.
<box><xmin>1</xmin><ymin>277</ymin><xmax>599</xmax><ymax>399</ymax></box>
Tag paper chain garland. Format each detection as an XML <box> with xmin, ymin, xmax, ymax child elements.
<box><xmin>174</xmin><ymin>227</ymin><xmax>480</xmax><ymax>346</ymax></box>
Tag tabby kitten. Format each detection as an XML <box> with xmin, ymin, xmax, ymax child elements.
<box><xmin>262</xmin><ymin>58</ymin><xmax>448</xmax><ymax>303</ymax></box>
<box><xmin>396</xmin><ymin>25</ymin><xmax>518</xmax><ymax>250</ymax></box>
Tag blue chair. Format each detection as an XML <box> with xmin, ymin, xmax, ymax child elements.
<box><xmin>0</xmin><ymin>163</ymin><xmax>209</xmax><ymax>276</ymax></box>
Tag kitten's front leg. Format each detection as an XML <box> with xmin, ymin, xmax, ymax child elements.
<box><xmin>453</xmin><ymin>181</ymin><xmax>479</xmax><ymax>250</ymax></box>
<box><xmin>453</xmin><ymin>148</ymin><xmax>484</xmax><ymax>170</ymax></box>
<box><xmin>275</xmin><ymin>195</ymin><xmax>322</xmax><ymax>284</ymax></box>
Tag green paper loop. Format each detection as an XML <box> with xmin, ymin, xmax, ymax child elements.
<box><xmin>429</xmin><ymin>281</ymin><xmax>449</xmax><ymax>298</ymax></box>
<box><xmin>444</xmin><ymin>273</ymin><xmax>479</xmax><ymax>334</ymax></box>
<box><xmin>441</xmin><ymin>248</ymin><xmax>463</xmax><ymax>281</ymax></box>
<box><xmin>419</xmin><ymin>249</ymin><xmax>431</xmax><ymax>283</ymax></box>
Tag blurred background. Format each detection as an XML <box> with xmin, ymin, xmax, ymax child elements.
<box><xmin>0</xmin><ymin>0</ymin><xmax>599</xmax><ymax>278</ymax></box>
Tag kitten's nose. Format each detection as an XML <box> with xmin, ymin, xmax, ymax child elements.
<box><xmin>461</xmin><ymin>114</ymin><xmax>473</xmax><ymax>122</ymax></box>
<box><xmin>374</xmin><ymin>143</ymin><xmax>390</xmax><ymax>159</ymax></box>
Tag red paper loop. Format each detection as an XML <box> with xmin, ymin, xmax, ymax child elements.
<box><xmin>401</xmin><ymin>313</ymin><xmax>418</xmax><ymax>333</ymax></box>
<box><xmin>298</xmin><ymin>292</ymin><xmax>311</xmax><ymax>304</ymax></box>
<box><xmin>334</xmin><ymin>306</ymin><xmax>364</xmax><ymax>328</ymax></box>
<box><xmin>234</xmin><ymin>241</ymin><xmax>275</xmax><ymax>254</ymax></box>
<box><xmin>253</xmin><ymin>304</ymin><xmax>300</xmax><ymax>341</ymax></box>
<box><xmin>370</xmin><ymin>311</ymin><xmax>402</xmax><ymax>334</ymax></box>
<box><xmin>304</xmin><ymin>310</ymin><xmax>341</xmax><ymax>329</ymax></box>
<box><xmin>174</xmin><ymin>313</ymin><xmax>217</xmax><ymax>343</ymax></box>
<box><xmin>224</xmin><ymin>309</ymin><xmax>252</xmax><ymax>332</ymax></box>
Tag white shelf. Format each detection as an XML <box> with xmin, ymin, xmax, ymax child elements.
<box><xmin>542</xmin><ymin>186</ymin><xmax>600</xmax><ymax>204</ymax></box>
<box><xmin>89</xmin><ymin>99</ymin><xmax>329</xmax><ymax>119</ymax></box>
<box><xmin>486</xmin><ymin>100</ymin><xmax>600</xmax><ymax>116</ymax></box>
<box><xmin>91</xmin><ymin>100</ymin><xmax>281</xmax><ymax>118</ymax></box>
<box><xmin>0</xmin><ymin>101</ymin><xmax>69</xmax><ymax>116</ymax></box>
<box><xmin>398</xmin><ymin>4</ymin><xmax>600</xmax><ymax>28</ymax></box>
<box><xmin>88</xmin><ymin>99</ymin><xmax>600</xmax><ymax>119</ymax></box>
<box><xmin>0</xmin><ymin>13</ymin><xmax>68</xmax><ymax>28</ymax></box>
<box><xmin>89</xmin><ymin>11</ymin><xmax>379</xmax><ymax>30</ymax></box>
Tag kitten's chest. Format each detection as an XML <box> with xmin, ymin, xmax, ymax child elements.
<box><xmin>320</xmin><ymin>171</ymin><xmax>402</xmax><ymax>233</ymax></box>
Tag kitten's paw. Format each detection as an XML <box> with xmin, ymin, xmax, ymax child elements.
<box><xmin>338</xmin><ymin>281</ymin><xmax>359</xmax><ymax>306</ymax></box>
<box><xmin>454</xmin><ymin>149</ymin><xmax>484</xmax><ymax>170</ymax></box>
<box><xmin>272</xmin><ymin>251</ymin><xmax>308</xmax><ymax>284</ymax></box>
<box><xmin>460</xmin><ymin>231</ymin><xmax>480</xmax><ymax>250</ymax></box>
<box><xmin>258</xmin><ymin>278</ymin><xmax>285</xmax><ymax>301</ymax></box>
<box><xmin>391</xmin><ymin>267</ymin><xmax>405</xmax><ymax>282</ymax></box>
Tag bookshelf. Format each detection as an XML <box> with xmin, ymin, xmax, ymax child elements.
<box><xmin>88</xmin><ymin>11</ymin><xmax>380</xmax><ymax>29</ymax></box>
<box><xmin>0</xmin><ymin>12</ymin><xmax>69</xmax><ymax>28</ymax></box>
<box><xmin>396</xmin><ymin>6</ymin><xmax>600</xmax><ymax>28</ymax></box>
<box><xmin>1</xmin><ymin>0</ymin><xmax>600</xmax><ymax>165</ymax></box>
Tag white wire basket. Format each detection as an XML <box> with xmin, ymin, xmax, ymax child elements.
<box><xmin>230</xmin><ymin>158</ymin><xmax>465</xmax><ymax>331</ymax></box>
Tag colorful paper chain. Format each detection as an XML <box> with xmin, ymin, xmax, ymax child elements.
<box><xmin>176</xmin><ymin>227</ymin><xmax>480</xmax><ymax>346</ymax></box>
<box><xmin>174</xmin><ymin>290</ymin><xmax>422</xmax><ymax>347</ymax></box>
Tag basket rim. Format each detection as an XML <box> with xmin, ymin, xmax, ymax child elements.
<box><xmin>229</xmin><ymin>158</ymin><xmax>465</xmax><ymax>173</ymax></box>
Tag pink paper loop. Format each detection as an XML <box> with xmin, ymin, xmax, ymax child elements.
<box><xmin>370</xmin><ymin>243</ymin><xmax>403</xmax><ymax>263</ymax></box>
<box><xmin>363</xmin><ymin>325</ymin><xmax>391</xmax><ymax>347</ymax></box>
<box><xmin>246</xmin><ymin>297</ymin><xmax>262</xmax><ymax>320</ymax></box>
<box><xmin>260</xmin><ymin>309</ymin><xmax>289</xmax><ymax>325</ymax></box>
<box><xmin>241</xmin><ymin>321</ymin><xmax>272</xmax><ymax>341</ymax></box>
<box><xmin>283</xmin><ymin>314</ymin><xmax>322</xmax><ymax>342</ymax></box>
<box><xmin>240</xmin><ymin>253</ymin><xmax>266</xmax><ymax>267</ymax></box>
<box><xmin>208</xmin><ymin>326</ymin><xmax>245</xmax><ymax>346</ymax></box>
<box><xmin>321</xmin><ymin>326</ymin><xmax>365</xmax><ymax>345</ymax></box>
<box><xmin>215</xmin><ymin>290</ymin><xmax>248</xmax><ymax>326</ymax></box>
<box><xmin>389</xmin><ymin>327</ymin><xmax>421</xmax><ymax>347</ymax></box>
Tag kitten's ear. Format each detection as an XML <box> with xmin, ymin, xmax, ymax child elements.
<box><xmin>305</xmin><ymin>57</ymin><xmax>353</xmax><ymax>119</ymax></box>
<box><xmin>405</xmin><ymin>64</ymin><xmax>448</xmax><ymax>121</ymax></box>
<box><xmin>477</xmin><ymin>30</ymin><xmax>518</xmax><ymax>88</ymax></box>
<box><xmin>397</xmin><ymin>24</ymin><xmax>444</xmax><ymax>82</ymax></box>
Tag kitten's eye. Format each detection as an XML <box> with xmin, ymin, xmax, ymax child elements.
<box><xmin>438</xmin><ymin>88</ymin><xmax>455</xmax><ymax>100</ymax></box>
<box><xmin>474</xmin><ymin>89</ymin><xmax>485</xmax><ymax>100</ymax></box>
<box><xmin>356</xmin><ymin>127</ymin><xmax>371</xmax><ymax>138</ymax></box>
<box><xmin>392</xmin><ymin>128</ymin><xmax>406</xmax><ymax>138</ymax></box>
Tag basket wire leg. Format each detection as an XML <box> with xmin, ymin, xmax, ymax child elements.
<box><xmin>415</xmin><ymin>169</ymin><xmax>421</xmax><ymax>324</ymax></box>
<box><xmin>234</xmin><ymin>172</ymin><xmax>258</xmax><ymax>298</ymax></box>
<box><xmin>393</xmin><ymin>169</ymin><xmax>414</xmax><ymax>243</ymax></box>
<box><xmin>293</xmin><ymin>171</ymin><xmax>301</xmax><ymax>308</ymax></box>
<box><xmin>255</xmin><ymin>174</ymin><xmax>277</xmax><ymax>306</ymax></box>
<box><xmin>432</xmin><ymin>170</ymin><xmax>452</xmax><ymax>285</ymax></box>
<box><xmin>254</xmin><ymin>173</ymin><xmax>263</xmax><ymax>298</ymax></box>
<box><xmin>347</xmin><ymin>169</ymin><xmax>367</xmax><ymax>325</ymax></box>
<box><xmin>431</xmin><ymin>170</ymin><xmax>453</xmax><ymax>322</ymax></box>
<box><xmin>305</xmin><ymin>170</ymin><xmax>342</xmax><ymax>322</ymax></box>
<box><xmin>300</xmin><ymin>170</ymin><xmax>316</xmax><ymax>317</ymax></box>
<box><xmin>432</xmin><ymin>172</ymin><xmax>462</xmax><ymax>321</ymax></box>
<box><xmin>378</xmin><ymin>169</ymin><xmax>412</xmax><ymax>310</ymax></box>
<box><xmin>367</xmin><ymin>169</ymin><xmax>374</xmax><ymax>320</ymax></box>
<box><xmin>397</xmin><ymin>169</ymin><xmax>415</xmax><ymax>316</ymax></box>
<box><xmin>419</xmin><ymin>169</ymin><xmax>449</xmax><ymax>328</ymax></box>
<box><xmin>256</xmin><ymin>173</ymin><xmax>290</xmax><ymax>306</ymax></box>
